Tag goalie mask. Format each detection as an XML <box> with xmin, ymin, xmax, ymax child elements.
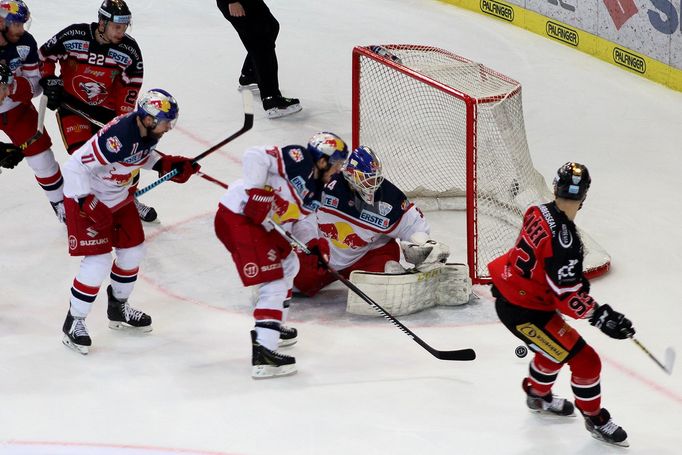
<box><xmin>553</xmin><ymin>162</ymin><xmax>590</xmax><ymax>201</ymax></box>
<box><xmin>342</xmin><ymin>145</ymin><xmax>384</xmax><ymax>205</ymax></box>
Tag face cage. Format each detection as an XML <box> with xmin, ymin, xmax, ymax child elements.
<box><xmin>346</xmin><ymin>168</ymin><xmax>384</xmax><ymax>205</ymax></box>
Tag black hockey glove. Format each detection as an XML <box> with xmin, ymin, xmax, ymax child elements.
<box><xmin>0</xmin><ymin>142</ymin><xmax>24</xmax><ymax>169</ymax></box>
<box><xmin>39</xmin><ymin>76</ymin><xmax>64</xmax><ymax>111</ymax></box>
<box><xmin>589</xmin><ymin>304</ymin><xmax>635</xmax><ymax>339</ymax></box>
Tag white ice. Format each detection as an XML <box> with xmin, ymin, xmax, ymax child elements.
<box><xmin>1</xmin><ymin>0</ymin><xmax>681</xmax><ymax>454</ymax></box>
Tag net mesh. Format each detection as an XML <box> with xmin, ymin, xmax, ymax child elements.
<box><xmin>354</xmin><ymin>45</ymin><xmax>610</xmax><ymax>282</ymax></box>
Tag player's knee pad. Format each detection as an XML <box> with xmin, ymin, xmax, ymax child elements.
<box><xmin>257</xmin><ymin>278</ymin><xmax>288</xmax><ymax>310</ymax></box>
<box><xmin>115</xmin><ymin>244</ymin><xmax>146</xmax><ymax>270</ymax></box>
<box><xmin>24</xmin><ymin>149</ymin><xmax>59</xmax><ymax>177</ymax></box>
<box><xmin>567</xmin><ymin>343</ymin><xmax>601</xmax><ymax>380</ymax></box>
<box><xmin>78</xmin><ymin>253</ymin><xmax>113</xmax><ymax>286</ymax></box>
<box><xmin>281</xmin><ymin>250</ymin><xmax>300</xmax><ymax>282</ymax></box>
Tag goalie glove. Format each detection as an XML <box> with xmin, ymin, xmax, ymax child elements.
<box><xmin>401</xmin><ymin>233</ymin><xmax>450</xmax><ymax>272</ymax></box>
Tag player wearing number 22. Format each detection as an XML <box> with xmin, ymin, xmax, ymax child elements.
<box><xmin>488</xmin><ymin>162</ymin><xmax>635</xmax><ymax>447</ymax></box>
<box><xmin>59</xmin><ymin>89</ymin><xmax>199</xmax><ymax>355</ymax></box>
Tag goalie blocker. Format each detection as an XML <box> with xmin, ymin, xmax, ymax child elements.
<box><xmin>346</xmin><ymin>263</ymin><xmax>472</xmax><ymax>316</ymax></box>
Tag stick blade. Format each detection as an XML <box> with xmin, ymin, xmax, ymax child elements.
<box><xmin>434</xmin><ymin>348</ymin><xmax>476</xmax><ymax>361</ymax></box>
<box><xmin>664</xmin><ymin>347</ymin><xmax>676</xmax><ymax>375</ymax></box>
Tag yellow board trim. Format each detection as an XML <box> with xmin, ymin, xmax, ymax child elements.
<box><xmin>440</xmin><ymin>0</ymin><xmax>682</xmax><ymax>92</ymax></box>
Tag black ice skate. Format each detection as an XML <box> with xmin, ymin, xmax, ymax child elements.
<box><xmin>251</xmin><ymin>330</ymin><xmax>297</xmax><ymax>379</ymax></box>
<box><xmin>523</xmin><ymin>379</ymin><xmax>575</xmax><ymax>416</ymax></box>
<box><xmin>50</xmin><ymin>200</ymin><xmax>65</xmax><ymax>223</ymax></box>
<box><xmin>62</xmin><ymin>310</ymin><xmax>91</xmax><ymax>355</ymax></box>
<box><xmin>262</xmin><ymin>96</ymin><xmax>302</xmax><ymax>119</ymax></box>
<box><xmin>134</xmin><ymin>197</ymin><xmax>158</xmax><ymax>223</ymax></box>
<box><xmin>107</xmin><ymin>286</ymin><xmax>152</xmax><ymax>332</ymax></box>
<box><xmin>582</xmin><ymin>408</ymin><xmax>629</xmax><ymax>447</ymax></box>
<box><xmin>238</xmin><ymin>74</ymin><xmax>259</xmax><ymax>94</ymax></box>
<box><xmin>278</xmin><ymin>325</ymin><xmax>298</xmax><ymax>347</ymax></box>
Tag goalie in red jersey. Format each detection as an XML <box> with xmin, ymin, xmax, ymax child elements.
<box><xmin>488</xmin><ymin>162</ymin><xmax>635</xmax><ymax>447</ymax></box>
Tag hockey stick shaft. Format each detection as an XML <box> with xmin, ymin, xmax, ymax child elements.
<box><xmin>631</xmin><ymin>337</ymin><xmax>674</xmax><ymax>375</ymax></box>
<box><xmin>135</xmin><ymin>90</ymin><xmax>254</xmax><ymax>197</ymax></box>
<box><xmin>268</xmin><ymin>220</ymin><xmax>476</xmax><ymax>361</ymax></box>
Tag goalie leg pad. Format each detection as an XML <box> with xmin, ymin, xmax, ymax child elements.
<box><xmin>436</xmin><ymin>263</ymin><xmax>472</xmax><ymax>306</ymax></box>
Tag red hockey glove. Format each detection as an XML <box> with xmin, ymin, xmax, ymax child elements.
<box><xmin>306</xmin><ymin>237</ymin><xmax>330</xmax><ymax>268</ymax></box>
<box><xmin>81</xmin><ymin>195</ymin><xmax>113</xmax><ymax>231</ymax></box>
<box><xmin>243</xmin><ymin>187</ymin><xmax>274</xmax><ymax>225</ymax></box>
<box><xmin>155</xmin><ymin>155</ymin><xmax>200</xmax><ymax>183</ymax></box>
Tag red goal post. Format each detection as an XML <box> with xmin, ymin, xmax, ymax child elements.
<box><xmin>351</xmin><ymin>44</ymin><xmax>611</xmax><ymax>284</ymax></box>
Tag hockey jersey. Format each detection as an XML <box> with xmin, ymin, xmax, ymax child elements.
<box><xmin>39</xmin><ymin>23</ymin><xmax>143</xmax><ymax>115</ymax></box>
<box><xmin>487</xmin><ymin>202</ymin><xmax>596</xmax><ymax>319</ymax></box>
<box><xmin>294</xmin><ymin>174</ymin><xmax>430</xmax><ymax>270</ymax></box>
<box><xmin>61</xmin><ymin>113</ymin><xmax>161</xmax><ymax>209</ymax></box>
<box><xmin>219</xmin><ymin>145</ymin><xmax>320</xmax><ymax>228</ymax></box>
<box><xmin>0</xmin><ymin>30</ymin><xmax>42</xmax><ymax>113</ymax></box>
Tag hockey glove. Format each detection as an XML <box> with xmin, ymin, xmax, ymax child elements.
<box><xmin>306</xmin><ymin>237</ymin><xmax>330</xmax><ymax>268</ymax></box>
<box><xmin>39</xmin><ymin>76</ymin><xmax>64</xmax><ymax>111</ymax></box>
<box><xmin>0</xmin><ymin>142</ymin><xmax>24</xmax><ymax>169</ymax></box>
<box><xmin>154</xmin><ymin>155</ymin><xmax>201</xmax><ymax>184</ymax></box>
<box><xmin>589</xmin><ymin>304</ymin><xmax>635</xmax><ymax>340</ymax></box>
<box><xmin>80</xmin><ymin>195</ymin><xmax>113</xmax><ymax>232</ymax></box>
<box><xmin>243</xmin><ymin>187</ymin><xmax>274</xmax><ymax>225</ymax></box>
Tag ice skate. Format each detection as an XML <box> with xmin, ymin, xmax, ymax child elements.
<box><xmin>582</xmin><ymin>408</ymin><xmax>629</xmax><ymax>447</ymax></box>
<box><xmin>134</xmin><ymin>197</ymin><xmax>159</xmax><ymax>223</ymax></box>
<box><xmin>263</xmin><ymin>96</ymin><xmax>302</xmax><ymax>119</ymax></box>
<box><xmin>238</xmin><ymin>74</ymin><xmax>260</xmax><ymax>94</ymax></box>
<box><xmin>107</xmin><ymin>286</ymin><xmax>152</xmax><ymax>332</ymax></box>
<box><xmin>523</xmin><ymin>379</ymin><xmax>575</xmax><ymax>417</ymax></box>
<box><xmin>50</xmin><ymin>200</ymin><xmax>66</xmax><ymax>223</ymax></box>
<box><xmin>62</xmin><ymin>311</ymin><xmax>91</xmax><ymax>355</ymax></box>
<box><xmin>278</xmin><ymin>325</ymin><xmax>298</xmax><ymax>347</ymax></box>
<box><xmin>251</xmin><ymin>330</ymin><xmax>297</xmax><ymax>379</ymax></box>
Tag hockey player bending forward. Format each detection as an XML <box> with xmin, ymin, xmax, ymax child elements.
<box><xmin>214</xmin><ymin>132</ymin><xmax>349</xmax><ymax>379</ymax></box>
<box><xmin>488</xmin><ymin>162</ymin><xmax>635</xmax><ymax>447</ymax></box>
<box><xmin>292</xmin><ymin>145</ymin><xmax>471</xmax><ymax>316</ymax></box>
<box><xmin>60</xmin><ymin>89</ymin><xmax>200</xmax><ymax>355</ymax></box>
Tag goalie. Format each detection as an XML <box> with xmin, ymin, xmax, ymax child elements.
<box><xmin>292</xmin><ymin>145</ymin><xmax>472</xmax><ymax>316</ymax></box>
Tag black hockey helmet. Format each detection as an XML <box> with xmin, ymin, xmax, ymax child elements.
<box><xmin>553</xmin><ymin>162</ymin><xmax>591</xmax><ymax>201</ymax></box>
<box><xmin>0</xmin><ymin>62</ymin><xmax>13</xmax><ymax>85</ymax></box>
<box><xmin>98</xmin><ymin>0</ymin><xmax>131</xmax><ymax>25</ymax></box>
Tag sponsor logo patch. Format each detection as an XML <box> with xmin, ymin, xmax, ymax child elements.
<box><xmin>290</xmin><ymin>175</ymin><xmax>309</xmax><ymax>198</ymax></box>
<box><xmin>69</xmin><ymin>235</ymin><xmax>77</xmax><ymax>250</ymax></box>
<box><xmin>288</xmin><ymin>148</ymin><xmax>304</xmax><ymax>163</ymax></box>
<box><xmin>243</xmin><ymin>262</ymin><xmax>259</xmax><ymax>278</ymax></box>
<box><xmin>516</xmin><ymin>322</ymin><xmax>569</xmax><ymax>362</ymax></box>
<box><xmin>378</xmin><ymin>201</ymin><xmax>392</xmax><ymax>216</ymax></box>
<box><xmin>16</xmin><ymin>45</ymin><xmax>30</xmax><ymax>61</ymax></box>
<box><xmin>106</xmin><ymin>136</ymin><xmax>122</xmax><ymax>154</ymax></box>
<box><xmin>323</xmin><ymin>194</ymin><xmax>339</xmax><ymax>208</ymax></box>
<box><xmin>359</xmin><ymin>209</ymin><xmax>390</xmax><ymax>229</ymax></box>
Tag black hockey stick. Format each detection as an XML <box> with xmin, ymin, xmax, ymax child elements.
<box><xmin>631</xmin><ymin>337</ymin><xmax>675</xmax><ymax>375</ymax></box>
<box><xmin>269</xmin><ymin>220</ymin><xmax>476</xmax><ymax>361</ymax></box>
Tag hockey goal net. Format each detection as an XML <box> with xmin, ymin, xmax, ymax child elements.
<box><xmin>352</xmin><ymin>44</ymin><xmax>611</xmax><ymax>284</ymax></box>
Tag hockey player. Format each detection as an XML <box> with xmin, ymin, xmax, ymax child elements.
<box><xmin>292</xmin><ymin>145</ymin><xmax>462</xmax><ymax>314</ymax></box>
<box><xmin>38</xmin><ymin>0</ymin><xmax>157</xmax><ymax>222</ymax></box>
<box><xmin>60</xmin><ymin>88</ymin><xmax>200</xmax><ymax>355</ymax></box>
<box><xmin>488</xmin><ymin>162</ymin><xmax>634</xmax><ymax>447</ymax></box>
<box><xmin>0</xmin><ymin>1</ymin><xmax>65</xmax><ymax>222</ymax></box>
<box><xmin>214</xmin><ymin>132</ymin><xmax>348</xmax><ymax>379</ymax></box>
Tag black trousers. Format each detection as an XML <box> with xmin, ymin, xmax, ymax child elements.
<box><xmin>217</xmin><ymin>0</ymin><xmax>281</xmax><ymax>100</ymax></box>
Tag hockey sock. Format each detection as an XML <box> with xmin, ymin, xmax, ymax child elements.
<box><xmin>568</xmin><ymin>344</ymin><xmax>602</xmax><ymax>414</ymax></box>
<box><xmin>526</xmin><ymin>353</ymin><xmax>562</xmax><ymax>396</ymax></box>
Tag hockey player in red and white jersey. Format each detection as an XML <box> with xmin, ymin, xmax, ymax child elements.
<box><xmin>214</xmin><ymin>132</ymin><xmax>348</xmax><ymax>379</ymax></box>
<box><xmin>60</xmin><ymin>88</ymin><xmax>199</xmax><ymax>355</ymax></box>
<box><xmin>488</xmin><ymin>162</ymin><xmax>634</xmax><ymax>447</ymax></box>
<box><xmin>292</xmin><ymin>146</ymin><xmax>460</xmax><ymax>308</ymax></box>
<box><xmin>38</xmin><ymin>0</ymin><xmax>157</xmax><ymax>222</ymax></box>
<box><xmin>0</xmin><ymin>1</ymin><xmax>65</xmax><ymax>222</ymax></box>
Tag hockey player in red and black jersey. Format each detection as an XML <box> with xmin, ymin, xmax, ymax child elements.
<box><xmin>214</xmin><ymin>132</ymin><xmax>348</xmax><ymax>379</ymax></box>
<box><xmin>38</xmin><ymin>0</ymin><xmax>157</xmax><ymax>222</ymax></box>
<box><xmin>0</xmin><ymin>1</ymin><xmax>65</xmax><ymax>222</ymax></box>
<box><xmin>488</xmin><ymin>162</ymin><xmax>635</xmax><ymax>447</ymax></box>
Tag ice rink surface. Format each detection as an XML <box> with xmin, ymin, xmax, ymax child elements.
<box><xmin>1</xmin><ymin>0</ymin><xmax>681</xmax><ymax>454</ymax></box>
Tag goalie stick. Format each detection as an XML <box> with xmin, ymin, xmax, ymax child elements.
<box><xmin>631</xmin><ymin>337</ymin><xmax>675</xmax><ymax>375</ymax></box>
<box><xmin>268</xmin><ymin>220</ymin><xmax>476</xmax><ymax>362</ymax></box>
<box><xmin>135</xmin><ymin>90</ymin><xmax>254</xmax><ymax>197</ymax></box>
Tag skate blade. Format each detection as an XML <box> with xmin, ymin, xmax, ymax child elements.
<box><xmin>590</xmin><ymin>431</ymin><xmax>629</xmax><ymax>447</ymax></box>
<box><xmin>251</xmin><ymin>364</ymin><xmax>297</xmax><ymax>379</ymax></box>
<box><xmin>108</xmin><ymin>321</ymin><xmax>153</xmax><ymax>333</ymax></box>
<box><xmin>529</xmin><ymin>408</ymin><xmax>577</xmax><ymax>418</ymax></box>
<box><xmin>266</xmin><ymin>104</ymin><xmax>302</xmax><ymax>119</ymax></box>
<box><xmin>62</xmin><ymin>335</ymin><xmax>89</xmax><ymax>355</ymax></box>
<box><xmin>278</xmin><ymin>338</ymin><xmax>298</xmax><ymax>348</ymax></box>
<box><xmin>141</xmin><ymin>218</ymin><xmax>161</xmax><ymax>225</ymax></box>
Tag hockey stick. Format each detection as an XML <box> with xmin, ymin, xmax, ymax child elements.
<box><xmin>268</xmin><ymin>220</ymin><xmax>476</xmax><ymax>361</ymax></box>
<box><xmin>135</xmin><ymin>90</ymin><xmax>254</xmax><ymax>197</ymax></box>
<box><xmin>60</xmin><ymin>102</ymin><xmax>231</xmax><ymax>190</ymax></box>
<box><xmin>0</xmin><ymin>95</ymin><xmax>47</xmax><ymax>173</ymax></box>
<box><xmin>631</xmin><ymin>337</ymin><xmax>675</xmax><ymax>375</ymax></box>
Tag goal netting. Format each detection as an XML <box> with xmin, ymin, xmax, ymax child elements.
<box><xmin>352</xmin><ymin>44</ymin><xmax>610</xmax><ymax>283</ymax></box>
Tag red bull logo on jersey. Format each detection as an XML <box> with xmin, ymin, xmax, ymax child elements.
<box><xmin>271</xmin><ymin>193</ymin><xmax>301</xmax><ymax>224</ymax></box>
<box><xmin>319</xmin><ymin>222</ymin><xmax>369</xmax><ymax>250</ymax></box>
<box><xmin>103</xmin><ymin>169</ymin><xmax>132</xmax><ymax>186</ymax></box>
